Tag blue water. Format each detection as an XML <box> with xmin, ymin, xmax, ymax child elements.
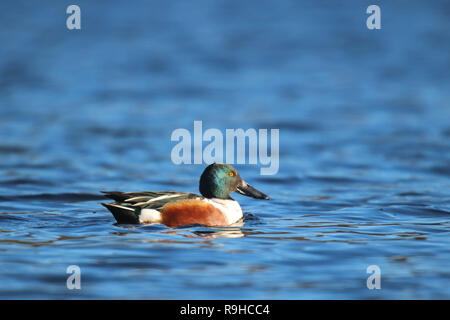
<box><xmin>0</xmin><ymin>0</ymin><xmax>449</xmax><ymax>299</ymax></box>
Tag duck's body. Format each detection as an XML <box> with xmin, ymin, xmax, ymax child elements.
<box><xmin>102</xmin><ymin>191</ymin><xmax>243</xmax><ymax>227</ymax></box>
<box><xmin>101</xmin><ymin>163</ymin><xmax>269</xmax><ymax>227</ymax></box>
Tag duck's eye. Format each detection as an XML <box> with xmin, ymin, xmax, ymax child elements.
<box><xmin>228</xmin><ymin>172</ymin><xmax>235</xmax><ymax>177</ymax></box>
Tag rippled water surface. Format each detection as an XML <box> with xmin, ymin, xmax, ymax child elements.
<box><xmin>0</xmin><ymin>0</ymin><xmax>449</xmax><ymax>299</ymax></box>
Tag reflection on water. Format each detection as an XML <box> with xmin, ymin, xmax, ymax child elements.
<box><xmin>0</xmin><ymin>0</ymin><xmax>450</xmax><ymax>299</ymax></box>
<box><xmin>191</xmin><ymin>225</ymin><xmax>246</xmax><ymax>239</ymax></box>
<box><xmin>116</xmin><ymin>221</ymin><xmax>246</xmax><ymax>239</ymax></box>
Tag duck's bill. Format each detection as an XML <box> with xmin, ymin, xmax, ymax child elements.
<box><xmin>236</xmin><ymin>181</ymin><xmax>270</xmax><ymax>200</ymax></box>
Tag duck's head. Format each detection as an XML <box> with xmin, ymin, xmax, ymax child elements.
<box><xmin>199</xmin><ymin>163</ymin><xmax>270</xmax><ymax>200</ymax></box>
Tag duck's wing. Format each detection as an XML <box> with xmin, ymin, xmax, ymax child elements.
<box><xmin>101</xmin><ymin>191</ymin><xmax>199</xmax><ymax>210</ymax></box>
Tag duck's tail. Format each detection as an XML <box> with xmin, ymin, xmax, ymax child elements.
<box><xmin>101</xmin><ymin>203</ymin><xmax>140</xmax><ymax>224</ymax></box>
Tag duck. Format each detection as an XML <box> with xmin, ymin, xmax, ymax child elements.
<box><xmin>101</xmin><ymin>163</ymin><xmax>270</xmax><ymax>227</ymax></box>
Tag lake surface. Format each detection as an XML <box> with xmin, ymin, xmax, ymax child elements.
<box><xmin>0</xmin><ymin>0</ymin><xmax>449</xmax><ymax>299</ymax></box>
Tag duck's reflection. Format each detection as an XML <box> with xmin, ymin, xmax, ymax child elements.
<box><xmin>114</xmin><ymin>219</ymin><xmax>247</xmax><ymax>239</ymax></box>
<box><xmin>179</xmin><ymin>220</ymin><xmax>246</xmax><ymax>239</ymax></box>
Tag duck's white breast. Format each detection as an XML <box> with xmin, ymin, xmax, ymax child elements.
<box><xmin>204</xmin><ymin>198</ymin><xmax>243</xmax><ymax>225</ymax></box>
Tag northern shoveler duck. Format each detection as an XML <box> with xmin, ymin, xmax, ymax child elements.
<box><xmin>101</xmin><ymin>163</ymin><xmax>270</xmax><ymax>227</ymax></box>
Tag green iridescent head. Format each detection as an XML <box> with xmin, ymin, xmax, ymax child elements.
<box><xmin>199</xmin><ymin>163</ymin><xmax>270</xmax><ymax>200</ymax></box>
